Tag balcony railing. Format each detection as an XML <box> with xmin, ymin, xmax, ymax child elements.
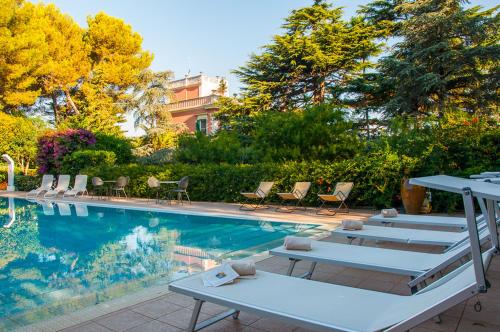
<box><xmin>166</xmin><ymin>95</ymin><xmax>220</xmax><ymax>112</ymax></box>
<box><xmin>168</xmin><ymin>75</ymin><xmax>221</xmax><ymax>90</ymax></box>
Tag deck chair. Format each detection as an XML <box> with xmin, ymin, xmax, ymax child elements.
<box><xmin>317</xmin><ymin>182</ymin><xmax>354</xmax><ymax>215</ymax></box>
<box><xmin>276</xmin><ymin>182</ymin><xmax>311</xmax><ymax>212</ymax></box>
<box><xmin>270</xmin><ymin>227</ymin><xmax>491</xmax><ymax>292</ymax></box>
<box><xmin>333</xmin><ymin>215</ymin><xmax>491</xmax><ymax>248</ymax></box>
<box><xmin>369</xmin><ymin>213</ymin><xmax>468</xmax><ymax>229</ymax></box>
<box><xmin>239</xmin><ymin>181</ymin><xmax>274</xmax><ymax>211</ymax></box>
<box><xmin>63</xmin><ymin>175</ymin><xmax>88</xmax><ymax>197</ymax></box>
<box><xmin>44</xmin><ymin>175</ymin><xmax>71</xmax><ymax>198</ymax></box>
<box><xmin>26</xmin><ymin>175</ymin><xmax>54</xmax><ymax>197</ymax></box>
<box><xmin>56</xmin><ymin>202</ymin><xmax>72</xmax><ymax>216</ymax></box>
<box><xmin>169</xmin><ymin>250</ymin><xmax>494</xmax><ymax>332</ymax></box>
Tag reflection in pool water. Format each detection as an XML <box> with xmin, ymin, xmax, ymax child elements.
<box><xmin>0</xmin><ymin>197</ymin><xmax>319</xmax><ymax>330</ymax></box>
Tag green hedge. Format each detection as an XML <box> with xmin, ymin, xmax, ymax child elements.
<box><xmin>80</xmin><ymin>150</ymin><xmax>415</xmax><ymax>208</ymax></box>
<box><xmin>61</xmin><ymin>150</ymin><xmax>116</xmax><ymax>175</ymax></box>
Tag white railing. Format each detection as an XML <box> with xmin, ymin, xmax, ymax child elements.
<box><xmin>166</xmin><ymin>95</ymin><xmax>219</xmax><ymax>112</ymax></box>
<box><xmin>169</xmin><ymin>75</ymin><xmax>222</xmax><ymax>90</ymax></box>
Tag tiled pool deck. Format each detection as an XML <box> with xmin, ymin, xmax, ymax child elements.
<box><xmin>2</xmin><ymin>192</ymin><xmax>500</xmax><ymax>332</ymax></box>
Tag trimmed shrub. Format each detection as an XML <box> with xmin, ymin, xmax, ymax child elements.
<box><xmin>15</xmin><ymin>175</ymin><xmax>41</xmax><ymax>191</ymax></box>
<box><xmin>93</xmin><ymin>133</ymin><xmax>134</xmax><ymax>164</ymax></box>
<box><xmin>61</xmin><ymin>150</ymin><xmax>116</xmax><ymax>175</ymax></box>
<box><xmin>82</xmin><ymin>151</ymin><xmax>415</xmax><ymax>208</ymax></box>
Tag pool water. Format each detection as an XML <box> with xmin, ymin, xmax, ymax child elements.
<box><xmin>0</xmin><ymin>197</ymin><xmax>320</xmax><ymax>330</ymax></box>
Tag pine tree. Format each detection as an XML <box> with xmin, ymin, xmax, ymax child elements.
<box><xmin>234</xmin><ymin>0</ymin><xmax>384</xmax><ymax>111</ymax></box>
<box><xmin>377</xmin><ymin>0</ymin><xmax>499</xmax><ymax>118</ymax></box>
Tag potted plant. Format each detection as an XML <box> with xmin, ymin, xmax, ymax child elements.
<box><xmin>400</xmin><ymin>169</ymin><xmax>426</xmax><ymax>214</ymax></box>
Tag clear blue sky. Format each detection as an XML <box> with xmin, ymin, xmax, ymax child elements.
<box><xmin>41</xmin><ymin>0</ymin><xmax>496</xmax><ymax>135</ymax></box>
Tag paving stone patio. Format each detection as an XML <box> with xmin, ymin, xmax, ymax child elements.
<box><xmin>57</xmin><ymin>235</ymin><xmax>500</xmax><ymax>332</ymax></box>
<box><xmin>2</xmin><ymin>192</ymin><xmax>499</xmax><ymax>332</ymax></box>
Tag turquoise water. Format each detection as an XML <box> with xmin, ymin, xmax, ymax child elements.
<box><xmin>0</xmin><ymin>197</ymin><xmax>319</xmax><ymax>330</ymax></box>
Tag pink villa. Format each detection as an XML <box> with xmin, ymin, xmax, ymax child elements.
<box><xmin>166</xmin><ymin>73</ymin><xmax>227</xmax><ymax>134</ymax></box>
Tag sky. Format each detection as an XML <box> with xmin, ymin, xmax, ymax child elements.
<box><xmin>41</xmin><ymin>0</ymin><xmax>495</xmax><ymax>136</ymax></box>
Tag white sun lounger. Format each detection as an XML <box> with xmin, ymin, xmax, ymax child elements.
<box><xmin>63</xmin><ymin>175</ymin><xmax>88</xmax><ymax>197</ymax></box>
<box><xmin>369</xmin><ymin>213</ymin><xmax>468</xmax><ymax>229</ymax></box>
<box><xmin>333</xmin><ymin>215</ymin><xmax>491</xmax><ymax>248</ymax></box>
<box><xmin>333</xmin><ymin>224</ymin><xmax>471</xmax><ymax>247</ymax></box>
<box><xmin>26</xmin><ymin>175</ymin><xmax>54</xmax><ymax>197</ymax></box>
<box><xmin>44</xmin><ymin>175</ymin><xmax>71</xmax><ymax>198</ymax></box>
<box><xmin>270</xmin><ymin>227</ymin><xmax>490</xmax><ymax>291</ymax></box>
<box><xmin>169</xmin><ymin>251</ymin><xmax>494</xmax><ymax>332</ymax></box>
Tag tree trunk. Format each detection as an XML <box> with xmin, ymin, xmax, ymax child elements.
<box><xmin>64</xmin><ymin>89</ymin><xmax>79</xmax><ymax>114</ymax></box>
<box><xmin>313</xmin><ymin>79</ymin><xmax>325</xmax><ymax>105</ymax></box>
<box><xmin>52</xmin><ymin>92</ymin><xmax>59</xmax><ymax>124</ymax></box>
<box><xmin>365</xmin><ymin>108</ymin><xmax>370</xmax><ymax>139</ymax></box>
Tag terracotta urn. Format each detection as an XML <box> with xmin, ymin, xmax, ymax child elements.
<box><xmin>400</xmin><ymin>178</ymin><xmax>426</xmax><ymax>214</ymax></box>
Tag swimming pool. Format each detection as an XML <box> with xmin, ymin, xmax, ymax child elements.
<box><xmin>0</xmin><ymin>197</ymin><xmax>320</xmax><ymax>330</ymax></box>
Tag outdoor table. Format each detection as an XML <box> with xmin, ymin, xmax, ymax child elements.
<box><xmin>102</xmin><ymin>180</ymin><xmax>116</xmax><ymax>199</ymax></box>
<box><xmin>158</xmin><ymin>180</ymin><xmax>180</xmax><ymax>203</ymax></box>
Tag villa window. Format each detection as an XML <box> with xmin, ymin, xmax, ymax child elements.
<box><xmin>196</xmin><ymin>115</ymin><xmax>208</xmax><ymax>134</ymax></box>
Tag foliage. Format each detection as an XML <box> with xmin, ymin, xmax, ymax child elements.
<box><xmin>129</xmin><ymin>70</ymin><xmax>188</xmax><ymax>153</ymax></box>
<box><xmin>251</xmin><ymin>105</ymin><xmax>361</xmax><ymax>162</ymax></box>
<box><xmin>136</xmin><ymin>148</ymin><xmax>174</xmax><ymax>165</ymax></box>
<box><xmin>175</xmin><ymin>131</ymin><xmax>252</xmax><ymax>164</ymax></box>
<box><xmin>61</xmin><ymin>150</ymin><xmax>116</xmax><ymax>175</ymax></box>
<box><xmin>234</xmin><ymin>0</ymin><xmax>385</xmax><ymax>111</ymax></box>
<box><xmin>0</xmin><ymin>0</ymin><xmax>47</xmax><ymax>112</ymax></box>
<box><xmin>376</xmin><ymin>0</ymin><xmax>499</xmax><ymax>117</ymax></box>
<box><xmin>36</xmin><ymin>129</ymin><xmax>96</xmax><ymax>174</ymax></box>
<box><xmin>0</xmin><ymin>112</ymin><xmax>46</xmax><ymax>174</ymax></box>
<box><xmin>0</xmin><ymin>2</ymin><xmax>153</xmax><ymax>135</ymax></box>
<box><xmin>93</xmin><ymin>132</ymin><xmax>134</xmax><ymax>164</ymax></box>
<box><xmin>177</xmin><ymin>105</ymin><xmax>361</xmax><ymax>164</ymax></box>
<box><xmin>15</xmin><ymin>174</ymin><xmax>41</xmax><ymax>191</ymax></box>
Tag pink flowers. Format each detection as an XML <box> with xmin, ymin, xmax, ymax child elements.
<box><xmin>37</xmin><ymin>129</ymin><xmax>96</xmax><ymax>174</ymax></box>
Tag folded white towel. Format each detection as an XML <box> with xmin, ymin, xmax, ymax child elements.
<box><xmin>341</xmin><ymin>220</ymin><xmax>363</xmax><ymax>230</ymax></box>
<box><xmin>382</xmin><ymin>208</ymin><xmax>398</xmax><ymax>218</ymax></box>
<box><xmin>227</xmin><ymin>259</ymin><xmax>256</xmax><ymax>276</ymax></box>
<box><xmin>284</xmin><ymin>236</ymin><xmax>312</xmax><ymax>251</ymax></box>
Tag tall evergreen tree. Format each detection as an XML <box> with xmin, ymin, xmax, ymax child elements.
<box><xmin>234</xmin><ymin>0</ymin><xmax>384</xmax><ymax>111</ymax></box>
<box><xmin>376</xmin><ymin>0</ymin><xmax>499</xmax><ymax>118</ymax></box>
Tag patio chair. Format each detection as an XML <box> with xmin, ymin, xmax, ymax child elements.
<box><xmin>147</xmin><ymin>176</ymin><xmax>161</xmax><ymax>204</ymax></box>
<box><xmin>270</xmin><ymin>226</ymin><xmax>491</xmax><ymax>293</ymax></box>
<box><xmin>112</xmin><ymin>176</ymin><xmax>129</xmax><ymax>198</ymax></box>
<box><xmin>26</xmin><ymin>175</ymin><xmax>54</xmax><ymax>197</ymax></box>
<box><xmin>91</xmin><ymin>177</ymin><xmax>106</xmax><ymax>199</ymax></box>
<box><xmin>168</xmin><ymin>250</ymin><xmax>494</xmax><ymax>332</ymax></box>
<box><xmin>44</xmin><ymin>175</ymin><xmax>71</xmax><ymax>198</ymax></box>
<box><xmin>317</xmin><ymin>182</ymin><xmax>354</xmax><ymax>215</ymax></box>
<box><xmin>239</xmin><ymin>181</ymin><xmax>274</xmax><ymax>211</ymax></box>
<box><xmin>63</xmin><ymin>175</ymin><xmax>88</xmax><ymax>197</ymax></box>
<box><xmin>168</xmin><ymin>176</ymin><xmax>190</xmax><ymax>204</ymax></box>
<box><xmin>276</xmin><ymin>182</ymin><xmax>311</xmax><ymax>212</ymax></box>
